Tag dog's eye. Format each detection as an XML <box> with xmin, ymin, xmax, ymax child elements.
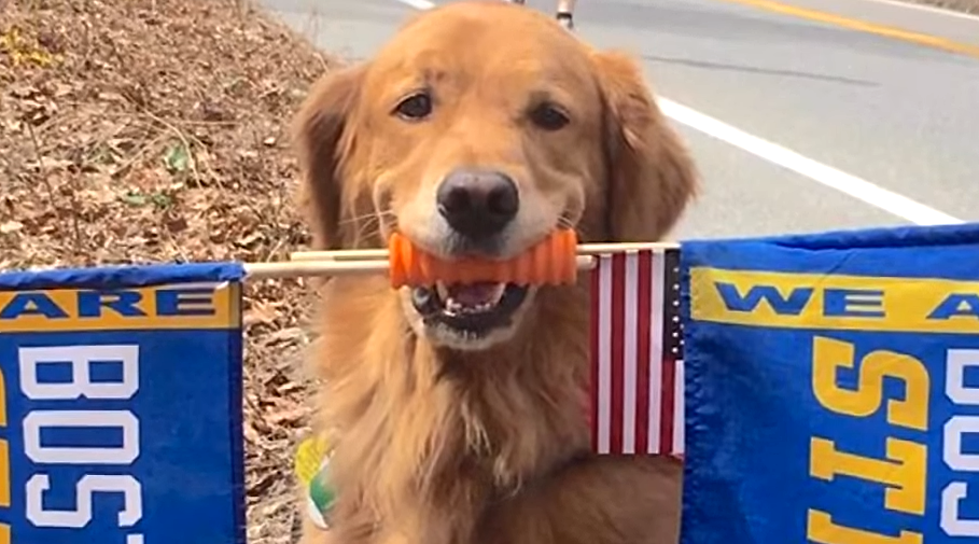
<box><xmin>529</xmin><ymin>103</ymin><xmax>570</xmax><ymax>131</ymax></box>
<box><xmin>394</xmin><ymin>92</ymin><xmax>433</xmax><ymax>121</ymax></box>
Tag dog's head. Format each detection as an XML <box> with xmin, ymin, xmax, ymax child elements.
<box><xmin>294</xmin><ymin>1</ymin><xmax>697</xmax><ymax>352</ymax></box>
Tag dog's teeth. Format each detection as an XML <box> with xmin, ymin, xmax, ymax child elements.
<box><xmin>435</xmin><ymin>281</ymin><xmax>450</xmax><ymax>301</ymax></box>
<box><xmin>488</xmin><ymin>283</ymin><xmax>506</xmax><ymax>306</ymax></box>
<box><xmin>445</xmin><ymin>297</ymin><xmax>463</xmax><ymax>314</ymax></box>
<box><xmin>438</xmin><ymin>282</ymin><xmax>509</xmax><ymax>315</ymax></box>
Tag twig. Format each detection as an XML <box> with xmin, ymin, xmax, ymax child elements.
<box><xmin>110</xmin><ymin>132</ymin><xmax>166</xmax><ymax>179</ymax></box>
<box><xmin>264</xmin><ymin>235</ymin><xmax>287</xmax><ymax>263</ymax></box>
<box><xmin>141</xmin><ymin>110</ymin><xmax>203</xmax><ymax>186</ymax></box>
<box><xmin>66</xmin><ymin>171</ymin><xmax>86</xmax><ymax>259</ymax></box>
<box><xmin>24</xmin><ymin>122</ymin><xmax>56</xmax><ymax>203</ymax></box>
<box><xmin>81</xmin><ymin>0</ymin><xmax>92</xmax><ymax>67</ymax></box>
<box><xmin>25</xmin><ymin>121</ymin><xmax>86</xmax><ymax>258</ymax></box>
<box><xmin>159</xmin><ymin>222</ymin><xmax>190</xmax><ymax>264</ymax></box>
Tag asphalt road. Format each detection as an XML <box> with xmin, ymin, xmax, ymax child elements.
<box><xmin>259</xmin><ymin>0</ymin><xmax>979</xmax><ymax>240</ymax></box>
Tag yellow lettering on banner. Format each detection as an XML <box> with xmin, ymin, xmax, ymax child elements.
<box><xmin>0</xmin><ymin>364</ymin><xmax>9</xmax><ymax>542</ymax></box>
<box><xmin>0</xmin><ymin>363</ymin><xmax>6</xmax><ymax>428</ymax></box>
<box><xmin>688</xmin><ymin>267</ymin><xmax>979</xmax><ymax>334</ymax></box>
<box><xmin>0</xmin><ymin>438</ymin><xmax>8</xmax><ymax>509</ymax></box>
<box><xmin>812</xmin><ymin>337</ymin><xmax>929</xmax><ymax>431</ymax></box>
<box><xmin>0</xmin><ymin>438</ymin><xmax>7</xmax><ymax>509</ymax></box>
<box><xmin>810</xmin><ymin>437</ymin><xmax>926</xmax><ymax>515</ymax></box>
<box><xmin>807</xmin><ymin>510</ymin><xmax>922</xmax><ymax>544</ymax></box>
<box><xmin>0</xmin><ymin>282</ymin><xmax>241</xmax><ymax>332</ymax></box>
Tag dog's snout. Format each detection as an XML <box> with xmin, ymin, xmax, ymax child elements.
<box><xmin>437</xmin><ymin>169</ymin><xmax>519</xmax><ymax>239</ymax></box>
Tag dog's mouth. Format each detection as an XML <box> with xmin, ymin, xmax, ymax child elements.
<box><xmin>411</xmin><ymin>281</ymin><xmax>529</xmax><ymax>336</ymax></box>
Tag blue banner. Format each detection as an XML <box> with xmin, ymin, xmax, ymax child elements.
<box><xmin>680</xmin><ymin>223</ymin><xmax>979</xmax><ymax>544</ymax></box>
<box><xmin>0</xmin><ymin>263</ymin><xmax>246</xmax><ymax>544</ymax></box>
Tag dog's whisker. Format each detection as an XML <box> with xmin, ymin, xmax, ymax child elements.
<box><xmin>351</xmin><ymin>227</ymin><xmax>383</xmax><ymax>247</ymax></box>
<box><xmin>338</xmin><ymin>209</ymin><xmax>394</xmax><ymax>227</ymax></box>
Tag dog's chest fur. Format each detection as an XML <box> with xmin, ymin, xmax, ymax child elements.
<box><xmin>315</xmin><ymin>281</ymin><xmax>591</xmax><ymax>544</ymax></box>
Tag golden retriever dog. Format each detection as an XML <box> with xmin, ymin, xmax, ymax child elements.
<box><xmin>292</xmin><ymin>2</ymin><xmax>697</xmax><ymax>544</ymax></box>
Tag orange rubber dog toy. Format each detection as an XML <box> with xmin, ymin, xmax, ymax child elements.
<box><xmin>388</xmin><ymin>230</ymin><xmax>578</xmax><ymax>288</ymax></box>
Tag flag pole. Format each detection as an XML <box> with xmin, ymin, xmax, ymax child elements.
<box><xmin>243</xmin><ymin>255</ymin><xmax>599</xmax><ymax>280</ymax></box>
<box><xmin>287</xmin><ymin>241</ymin><xmax>681</xmax><ymax>263</ymax></box>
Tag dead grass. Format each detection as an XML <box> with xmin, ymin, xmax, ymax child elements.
<box><xmin>0</xmin><ymin>0</ymin><xmax>335</xmax><ymax>542</ymax></box>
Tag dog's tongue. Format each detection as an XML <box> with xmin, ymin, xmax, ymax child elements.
<box><xmin>447</xmin><ymin>282</ymin><xmax>502</xmax><ymax>306</ymax></box>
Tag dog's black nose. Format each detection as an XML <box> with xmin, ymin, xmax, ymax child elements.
<box><xmin>437</xmin><ymin>169</ymin><xmax>519</xmax><ymax>239</ymax></box>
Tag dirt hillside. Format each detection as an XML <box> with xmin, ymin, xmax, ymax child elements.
<box><xmin>1</xmin><ymin>0</ymin><xmax>334</xmax><ymax>542</ymax></box>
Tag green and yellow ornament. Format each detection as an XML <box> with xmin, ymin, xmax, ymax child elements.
<box><xmin>294</xmin><ymin>435</ymin><xmax>336</xmax><ymax>530</ymax></box>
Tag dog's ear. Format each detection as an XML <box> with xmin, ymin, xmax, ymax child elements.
<box><xmin>292</xmin><ymin>64</ymin><xmax>368</xmax><ymax>250</ymax></box>
<box><xmin>592</xmin><ymin>51</ymin><xmax>698</xmax><ymax>242</ymax></box>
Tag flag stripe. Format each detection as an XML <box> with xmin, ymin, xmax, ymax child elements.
<box><xmin>673</xmin><ymin>358</ymin><xmax>685</xmax><ymax>455</ymax></box>
<box><xmin>659</xmin><ymin>249</ymin><xmax>676</xmax><ymax>455</ymax></box>
<box><xmin>621</xmin><ymin>253</ymin><xmax>639</xmax><ymax>454</ymax></box>
<box><xmin>659</xmin><ymin>355</ymin><xmax>675</xmax><ymax>455</ymax></box>
<box><xmin>648</xmin><ymin>251</ymin><xmax>665</xmax><ymax>455</ymax></box>
<box><xmin>590</xmin><ymin>256</ymin><xmax>601</xmax><ymax>454</ymax></box>
<box><xmin>596</xmin><ymin>257</ymin><xmax>613</xmax><ymax>454</ymax></box>
<box><xmin>661</xmin><ymin>249</ymin><xmax>681</xmax><ymax>456</ymax></box>
<box><xmin>609</xmin><ymin>253</ymin><xmax>626</xmax><ymax>455</ymax></box>
<box><xmin>634</xmin><ymin>251</ymin><xmax>652</xmax><ymax>454</ymax></box>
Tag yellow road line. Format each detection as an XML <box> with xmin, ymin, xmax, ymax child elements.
<box><xmin>716</xmin><ymin>0</ymin><xmax>979</xmax><ymax>59</ymax></box>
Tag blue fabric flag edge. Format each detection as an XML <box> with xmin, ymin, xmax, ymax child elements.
<box><xmin>683</xmin><ymin>220</ymin><xmax>979</xmax><ymax>253</ymax></box>
<box><xmin>680</xmin><ymin>221</ymin><xmax>979</xmax><ymax>281</ymax></box>
<box><xmin>0</xmin><ymin>261</ymin><xmax>247</xmax><ymax>291</ymax></box>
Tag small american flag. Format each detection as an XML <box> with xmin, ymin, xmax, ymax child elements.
<box><xmin>590</xmin><ymin>249</ymin><xmax>684</xmax><ymax>457</ymax></box>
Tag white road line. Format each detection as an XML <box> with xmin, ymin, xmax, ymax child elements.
<box><xmin>398</xmin><ymin>0</ymin><xmax>436</xmax><ymax>9</ymax></box>
<box><xmin>396</xmin><ymin>0</ymin><xmax>964</xmax><ymax>227</ymax></box>
<box><xmin>658</xmin><ymin>98</ymin><xmax>963</xmax><ymax>226</ymax></box>
<box><xmin>857</xmin><ymin>0</ymin><xmax>979</xmax><ymax>22</ymax></box>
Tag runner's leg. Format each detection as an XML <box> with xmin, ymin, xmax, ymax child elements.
<box><xmin>556</xmin><ymin>0</ymin><xmax>575</xmax><ymax>30</ymax></box>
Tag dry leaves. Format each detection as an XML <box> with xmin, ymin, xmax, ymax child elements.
<box><xmin>1</xmin><ymin>0</ymin><xmax>337</xmax><ymax>542</ymax></box>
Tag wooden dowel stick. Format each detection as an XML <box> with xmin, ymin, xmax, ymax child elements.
<box><xmin>288</xmin><ymin>241</ymin><xmax>680</xmax><ymax>263</ymax></box>
<box><xmin>245</xmin><ymin>255</ymin><xmax>597</xmax><ymax>280</ymax></box>
<box><xmin>244</xmin><ymin>260</ymin><xmax>391</xmax><ymax>279</ymax></box>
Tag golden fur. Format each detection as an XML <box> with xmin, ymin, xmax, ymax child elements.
<box><xmin>292</xmin><ymin>2</ymin><xmax>698</xmax><ymax>544</ymax></box>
